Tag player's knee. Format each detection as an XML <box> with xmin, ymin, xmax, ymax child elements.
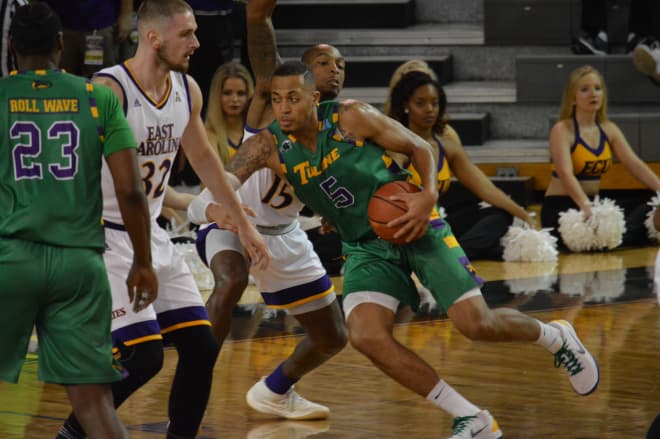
<box><xmin>168</xmin><ymin>326</ymin><xmax>220</xmax><ymax>369</ymax></box>
<box><xmin>348</xmin><ymin>326</ymin><xmax>391</xmax><ymax>358</ymax></box>
<box><xmin>210</xmin><ymin>256</ymin><xmax>249</xmax><ymax>301</ymax></box>
<box><xmin>453</xmin><ymin>313</ymin><xmax>495</xmax><ymax>341</ymax></box>
<box><xmin>118</xmin><ymin>340</ymin><xmax>165</xmax><ymax>385</ymax></box>
<box><xmin>314</xmin><ymin>323</ymin><xmax>348</xmax><ymax>356</ymax></box>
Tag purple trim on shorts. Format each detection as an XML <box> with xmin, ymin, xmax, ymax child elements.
<box><xmin>458</xmin><ymin>256</ymin><xmax>484</xmax><ymax>286</ymax></box>
<box><xmin>103</xmin><ymin>220</ymin><xmax>126</xmax><ymax>231</ymax></box>
<box><xmin>112</xmin><ymin>319</ymin><xmax>161</xmax><ymax>346</ymax></box>
<box><xmin>430</xmin><ymin>218</ymin><xmax>445</xmax><ymax>229</ymax></box>
<box><xmin>195</xmin><ymin>223</ymin><xmax>219</xmax><ymax>266</ymax></box>
<box><xmin>157</xmin><ymin>305</ymin><xmax>210</xmax><ymax>330</ymax></box>
<box><xmin>261</xmin><ymin>275</ymin><xmax>333</xmax><ymax>306</ymax></box>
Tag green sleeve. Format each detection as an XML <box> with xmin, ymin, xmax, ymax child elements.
<box><xmin>94</xmin><ymin>84</ymin><xmax>137</xmax><ymax>157</ymax></box>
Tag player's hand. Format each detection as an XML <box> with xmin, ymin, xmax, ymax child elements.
<box><xmin>207</xmin><ymin>202</ymin><xmax>256</xmax><ymax>233</ymax></box>
<box><xmin>127</xmin><ymin>263</ymin><xmax>159</xmax><ymax>313</ymax></box>
<box><xmin>237</xmin><ymin>223</ymin><xmax>270</xmax><ymax>271</ymax></box>
<box><xmin>319</xmin><ymin>217</ymin><xmax>337</xmax><ymax>235</ymax></box>
<box><xmin>387</xmin><ymin>190</ymin><xmax>436</xmax><ymax>243</ymax></box>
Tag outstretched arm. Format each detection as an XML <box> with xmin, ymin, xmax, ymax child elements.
<box><xmin>443</xmin><ymin>126</ymin><xmax>532</xmax><ymax>225</ymax></box>
<box><xmin>246</xmin><ymin>0</ymin><xmax>280</xmax><ymax>129</ymax></box>
<box><xmin>337</xmin><ymin>100</ymin><xmax>438</xmax><ymax>242</ymax></box>
<box><xmin>182</xmin><ymin>76</ymin><xmax>269</xmax><ymax>269</ymax></box>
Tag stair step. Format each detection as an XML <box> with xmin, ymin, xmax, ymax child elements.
<box><xmin>484</xmin><ymin>0</ymin><xmax>631</xmax><ymax>45</ymax></box>
<box><xmin>340</xmin><ymin>81</ymin><xmax>517</xmax><ymax>106</ymax></box>
<box><xmin>450</xmin><ymin>112</ymin><xmax>490</xmax><ymax>146</ymax></box>
<box><xmin>465</xmin><ymin>139</ymin><xmax>549</xmax><ymax>163</ymax></box>
<box><xmin>343</xmin><ymin>55</ymin><xmax>453</xmax><ymax>87</ymax></box>
<box><xmin>516</xmin><ymin>54</ymin><xmax>660</xmax><ymax>104</ymax></box>
<box><xmin>273</xmin><ymin>0</ymin><xmax>415</xmax><ymax>29</ymax></box>
<box><xmin>274</xmin><ymin>23</ymin><xmax>484</xmax><ymax>49</ymax></box>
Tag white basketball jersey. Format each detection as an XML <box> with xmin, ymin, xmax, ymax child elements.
<box><xmin>98</xmin><ymin>64</ymin><xmax>191</xmax><ymax>224</ymax></box>
<box><xmin>236</xmin><ymin>128</ymin><xmax>303</xmax><ymax>226</ymax></box>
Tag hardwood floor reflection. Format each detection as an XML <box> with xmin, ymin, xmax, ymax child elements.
<box><xmin>2</xmin><ymin>247</ymin><xmax>660</xmax><ymax>438</ymax></box>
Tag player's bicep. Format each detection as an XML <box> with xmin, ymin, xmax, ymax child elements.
<box><xmin>226</xmin><ymin>131</ymin><xmax>278</xmax><ymax>183</ymax></box>
<box><xmin>339</xmin><ymin>101</ymin><xmax>416</xmax><ymax>155</ymax></box>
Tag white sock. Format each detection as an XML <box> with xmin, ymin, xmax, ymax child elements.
<box><xmin>535</xmin><ymin>320</ymin><xmax>563</xmax><ymax>353</ymax></box>
<box><xmin>426</xmin><ymin>379</ymin><xmax>480</xmax><ymax>418</ymax></box>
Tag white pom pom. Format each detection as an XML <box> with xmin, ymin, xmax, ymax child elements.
<box><xmin>591</xmin><ymin>197</ymin><xmax>625</xmax><ymax>250</ymax></box>
<box><xmin>558</xmin><ymin>209</ymin><xmax>596</xmax><ymax>252</ymax></box>
<box><xmin>501</xmin><ymin>218</ymin><xmax>558</xmax><ymax>262</ymax></box>
<box><xmin>644</xmin><ymin>192</ymin><xmax>660</xmax><ymax>243</ymax></box>
<box><xmin>558</xmin><ymin>197</ymin><xmax>625</xmax><ymax>252</ymax></box>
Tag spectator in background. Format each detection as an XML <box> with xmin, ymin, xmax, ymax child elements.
<box><xmin>387</xmin><ymin>68</ymin><xmax>533</xmax><ymax>260</ymax></box>
<box><xmin>41</xmin><ymin>0</ymin><xmax>134</xmax><ymax>77</ymax></box>
<box><xmin>0</xmin><ymin>0</ymin><xmax>27</xmax><ymax>76</ymax></box>
<box><xmin>204</xmin><ymin>62</ymin><xmax>254</xmax><ymax>164</ymax></box>
<box><xmin>573</xmin><ymin>0</ymin><xmax>660</xmax><ymax>56</ymax></box>
<box><xmin>540</xmin><ymin>65</ymin><xmax>660</xmax><ymax>249</ymax></box>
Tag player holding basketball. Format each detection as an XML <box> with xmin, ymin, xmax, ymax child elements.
<box><xmin>56</xmin><ymin>1</ymin><xmax>269</xmax><ymax>439</ymax></box>
<box><xmin>186</xmin><ymin>0</ymin><xmax>347</xmax><ymax>420</ymax></box>
<box><xmin>226</xmin><ymin>61</ymin><xmax>601</xmax><ymax>439</ymax></box>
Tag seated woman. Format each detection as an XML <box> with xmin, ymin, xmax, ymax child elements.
<box><xmin>540</xmin><ymin>65</ymin><xmax>660</xmax><ymax>250</ymax></box>
<box><xmin>387</xmin><ymin>68</ymin><xmax>533</xmax><ymax>260</ymax></box>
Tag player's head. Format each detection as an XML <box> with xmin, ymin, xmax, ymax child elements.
<box><xmin>384</xmin><ymin>59</ymin><xmax>438</xmax><ymax>115</ymax></box>
<box><xmin>559</xmin><ymin>65</ymin><xmax>608</xmax><ymax>122</ymax></box>
<box><xmin>136</xmin><ymin>0</ymin><xmax>198</xmax><ymax>72</ymax></box>
<box><xmin>9</xmin><ymin>3</ymin><xmax>62</xmax><ymax>68</ymax></box>
<box><xmin>301</xmin><ymin>44</ymin><xmax>345</xmax><ymax>101</ymax></box>
<box><xmin>389</xmin><ymin>71</ymin><xmax>447</xmax><ymax>135</ymax></box>
<box><xmin>271</xmin><ymin>61</ymin><xmax>319</xmax><ymax>133</ymax></box>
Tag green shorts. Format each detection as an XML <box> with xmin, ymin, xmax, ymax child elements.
<box><xmin>0</xmin><ymin>238</ymin><xmax>121</xmax><ymax>385</ymax></box>
<box><xmin>342</xmin><ymin>220</ymin><xmax>483</xmax><ymax>312</ymax></box>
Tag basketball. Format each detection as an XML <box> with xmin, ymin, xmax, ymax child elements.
<box><xmin>368</xmin><ymin>180</ymin><xmax>420</xmax><ymax>244</ymax></box>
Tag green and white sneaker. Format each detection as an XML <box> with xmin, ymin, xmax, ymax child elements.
<box><xmin>550</xmin><ymin>319</ymin><xmax>600</xmax><ymax>396</ymax></box>
<box><xmin>448</xmin><ymin>410</ymin><xmax>503</xmax><ymax>439</ymax></box>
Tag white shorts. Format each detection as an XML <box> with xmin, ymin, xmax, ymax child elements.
<box><xmin>104</xmin><ymin>221</ymin><xmax>209</xmax><ymax>346</ymax></box>
<box><xmin>196</xmin><ymin>221</ymin><xmax>336</xmax><ymax>315</ymax></box>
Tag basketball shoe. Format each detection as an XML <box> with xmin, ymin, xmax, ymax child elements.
<box><xmin>246</xmin><ymin>378</ymin><xmax>329</xmax><ymax>420</ymax></box>
<box><xmin>633</xmin><ymin>38</ymin><xmax>660</xmax><ymax>85</ymax></box>
<box><xmin>550</xmin><ymin>320</ymin><xmax>600</xmax><ymax>395</ymax></box>
<box><xmin>447</xmin><ymin>410</ymin><xmax>502</xmax><ymax>439</ymax></box>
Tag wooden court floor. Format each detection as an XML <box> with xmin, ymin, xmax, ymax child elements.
<box><xmin>2</xmin><ymin>246</ymin><xmax>660</xmax><ymax>438</ymax></box>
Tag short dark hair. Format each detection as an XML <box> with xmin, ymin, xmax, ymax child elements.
<box><xmin>9</xmin><ymin>3</ymin><xmax>62</xmax><ymax>57</ymax></box>
<box><xmin>272</xmin><ymin>61</ymin><xmax>315</xmax><ymax>86</ymax></box>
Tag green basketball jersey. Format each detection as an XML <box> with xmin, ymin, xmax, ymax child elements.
<box><xmin>0</xmin><ymin>69</ymin><xmax>136</xmax><ymax>250</ymax></box>
<box><xmin>269</xmin><ymin>101</ymin><xmax>410</xmax><ymax>243</ymax></box>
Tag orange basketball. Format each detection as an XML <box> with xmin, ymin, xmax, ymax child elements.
<box><xmin>368</xmin><ymin>180</ymin><xmax>421</xmax><ymax>244</ymax></box>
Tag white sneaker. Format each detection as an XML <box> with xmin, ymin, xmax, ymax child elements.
<box><xmin>550</xmin><ymin>320</ymin><xmax>600</xmax><ymax>396</ymax></box>
<box><xmin>246</xmin><ymin>378</ymin><xmax>330</xmax><ymax>420</ymax></box>
<box><xmin>633</xmin><ymin>40</ymin><xmax>660</xmax><ymax>77</ymax></box>
<box><xmin>448</xmin><ymin>410</ymin><xmax>502</xmax><ymax>439</ymax></box>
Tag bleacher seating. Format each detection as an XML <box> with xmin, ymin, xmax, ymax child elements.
<box><xmin>271</xmin><ymin>0</ymin><xmax>660</xmax><ymax>192</ymax></box>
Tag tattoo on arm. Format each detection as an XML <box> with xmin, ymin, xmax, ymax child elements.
<box><xmin>248</xmin><ymin>20</ymin><xmax>279</xmax><ymax>84</ymax></box>
<box><xmin>226</xmin><ymin>134</ymin><xmax>273</xmax><ymax>183</ymax></box>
